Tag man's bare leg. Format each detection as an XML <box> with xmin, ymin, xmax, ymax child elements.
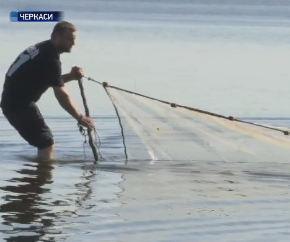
<box><xmin>37</xmin><ymin>145</ymin><xmax>55</xmax><ymax>161</ymax></box>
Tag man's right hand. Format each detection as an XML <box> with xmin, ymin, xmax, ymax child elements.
<box><xmin>78</xmin><ymin>115</ymin><xmax>95</xmax><ymax>130</ymax></box>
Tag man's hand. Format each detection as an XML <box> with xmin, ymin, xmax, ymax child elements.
<box><xmin>78</xmin><ymin>115</ymin><xmax>95</xmax><ymax>130</ymax></box>
<box><xmin>70</xmin><ymin>66</ymin><xmax>84</xmax><ymax>80</ymax></box>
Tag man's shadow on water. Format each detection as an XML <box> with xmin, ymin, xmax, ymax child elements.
<box><xmin>0</xmin><ymin>157</ymin><xmax>98</xmax><ymax>242</ymax></box>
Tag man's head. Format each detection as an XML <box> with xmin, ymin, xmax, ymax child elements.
<box><xmin>51</xmin><ymin>21</ymin><xmax>76</xmax><ymax>53</ymax></box>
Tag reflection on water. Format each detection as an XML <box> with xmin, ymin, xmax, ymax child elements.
<box><xmin>2</xmin><ymin>149</ymin><xmax>290</xmax><ymax>241</ymax></box>
<box><xmin>0</xmin><ymin>159</ymin><xmax>107</xmax><ymax>242</ymax></box>
<box><xmin>0</xmin><ymin>160</ymin><xmax>56</xmax><ymax>241</ymax></box>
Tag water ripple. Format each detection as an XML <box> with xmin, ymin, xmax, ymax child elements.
<box><xmin>1</xmin><ymin>113</ymin><xmax>290</xmax><ymax>241</ymax></box>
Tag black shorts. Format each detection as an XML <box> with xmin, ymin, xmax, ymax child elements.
<box><xmin>1</xmin><ymin>103</ymin><xmax>54</xmax><ymax>149</ymax></box>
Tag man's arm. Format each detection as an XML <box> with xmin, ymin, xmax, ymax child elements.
<box><xmin>62</xmin><ymin>67</ymin><xmax>84</xmax><ymax>83</ymax></box>
<box><xmin>62</xmin><ymin>73</ymin><xmax>74</xmax><ymax>83</ymax></box>
<box><xmin>53</xmin><ymin>86</ymin><xmax>83</xmax><ymax>121</ymax></box>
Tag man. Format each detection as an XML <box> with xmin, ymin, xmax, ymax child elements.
<box><xmin>0</xmin><ymin>21</ymin><xmax>95</xmax><ymax>161</ymax></box>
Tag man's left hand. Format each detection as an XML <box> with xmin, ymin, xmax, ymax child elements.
<box><xmin>70</xmin><ymin>66</ymin><xmax>84</xmax><ymax>80</ymax></box>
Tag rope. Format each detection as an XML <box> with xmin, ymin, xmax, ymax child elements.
<box><xmin>78</xmin><ymin>123</ymin><xmax>92</xmax><ymax>160</ymax></box>
<box><xmin>84</xmin><ymin>76</ymin><xmax>290</xmax><ymax>136</ymax></box>
<box><xmin>78</xmin><ymin>78</ymin><xmax>99</xmax><ymax>163</ymax></box>
<box><xmin>103</xmin><ymin>87</ymin><xmax>129</xmax><ymax>162</ymax></box>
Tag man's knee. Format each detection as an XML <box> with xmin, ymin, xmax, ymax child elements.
<box><xmin>36</xmin><ymin>136</ymin><xmax>54</xmax><ymax>150</ymax></box>
<box><xmin>38</xmin><ymin>144</ymin><xmax>54</xmax><ymax>152</ymax></box>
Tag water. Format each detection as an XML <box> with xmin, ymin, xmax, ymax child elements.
<box><xmin>1</xmin><ymin>0</ymin><xmax>290</xmax><ymax>241</ymax></box>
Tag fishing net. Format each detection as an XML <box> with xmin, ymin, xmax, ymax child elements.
<box><xmin>85</xmin><ymin>77</ymin><xmax>290</xmax><ymax>164</ymax></box>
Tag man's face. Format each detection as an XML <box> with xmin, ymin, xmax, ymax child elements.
<box><xmin>57</xmin><ymin>29</ymin><xmax>76</xmax><ymax>53</ymax></box>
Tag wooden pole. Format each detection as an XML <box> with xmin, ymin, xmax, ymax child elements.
<box><xmin>78</xmin><ymin>78</ymin><xmax>99</xmax><ymax>163</ymax></box>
